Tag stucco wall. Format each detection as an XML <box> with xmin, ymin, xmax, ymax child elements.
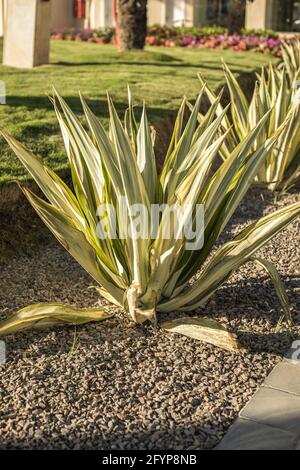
<box><xmin>245</xmin><ymin>0</ymin><xmax>268</xmax><ymax>30</ymax></box>
<box><xmin>185</xmin><ymin>0</ymin><xmax>196</xmax><ymax>26</ymax></box>
<box><xmin>148</xmin><ymin>0</ymin><xmax>165</xmax><ymax>25</ymax></box>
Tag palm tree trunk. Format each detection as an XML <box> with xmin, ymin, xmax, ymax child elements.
<box><xmin>228</xmin><ymin>0</ymin><xmax>246</xmax><ymax>34</ymax></box>
<box><xmin>118</xmin><ymin>0</ymin><xmax>147</xmax><ymax>51</ymax></box>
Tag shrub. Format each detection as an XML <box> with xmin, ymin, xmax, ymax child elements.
<box><xmin>241</xmin><ymin>28</ymin><xmax>279</xmax><ymax>39</ymax></box>
<box><xmin>280</xmin><ymin>40</ymin><xmax>300</xmax><ymax>82</ymax></box>
<box><xmin>147</xmin><ymin>24</ymin><xmax>228</xmax><ymax>39</ymax></box>
<box><xmin>50</xmin><ymin>25</ymin><xmax>288</xmax><ymax>56</ymax></box>
<box><xmin>0</xmin><ymin>89</ymin><xmax>299</xmax><ymax>349</ymax></box>
<box><xmin>199</xmin><ymin>63</ymin><xmax>300</xmax><ymax>191</ymax></box>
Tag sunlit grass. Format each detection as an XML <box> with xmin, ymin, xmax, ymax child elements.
<box><xmin>0</xmin><ymin>40</ymin><xmax>275</xmax><ymax>183</ymax></box>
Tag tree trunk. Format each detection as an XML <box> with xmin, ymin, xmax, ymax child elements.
<box><xmin>118</xmin><ymin>0</ymin><xmax>147</xmax><ymax>50</ymax></box>
<box><xmin>228</xmin><ymin>0</ymin><xmax>246</xmax><ymax>34</ymax></box>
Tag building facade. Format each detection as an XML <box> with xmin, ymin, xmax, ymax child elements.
<box><xmin>0</xmin><ymin>0</ymin><xmax>299</xmax><ymax>36</ymax></box>
<box><xmin>246</xmin><ymin>0</ymin><xmax>300</xmax><ymax>32</ymax></box>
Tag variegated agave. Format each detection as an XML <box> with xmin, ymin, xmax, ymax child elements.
<box><xmin>280</xmin><ymin>40</ymin><xmax>300</xmax><ymax>83</ymax></box>
<box><xmin>0</xmin><ymin>88</ymin><xmax>299</xmax><ymax>350</ymax></box>
<box><xmin>199</xmin><ymin>63</ymin><xmax>300</xmax><ymax>191</ymax></box>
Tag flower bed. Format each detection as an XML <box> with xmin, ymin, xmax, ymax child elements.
<box><xmin>51</xmin><ymin>27</ymin><xmax>115</xmax><ymax>45</ymax></box>
<box><xmin>50</xmin><ymin>25</ymin><xmax>298</xmax><ymax>57</ymax></box>
<box><xmin>147</xmin><ymin>33</ymin><xmax>282</xmax><ymax>55</ymax></box>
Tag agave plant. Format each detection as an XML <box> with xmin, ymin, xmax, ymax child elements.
<box><xmin>199</xmin><ymin>62</ymin><xmax>300</xmax><ymax>191</ymax></box>
<box><xmin>0</xmin><ymin>88</ymin><xmax>299</xmax><ymax>350</ymax></box>
<box><xmin>280</xmin><ymin>40</ymin><xmax>300</xmax><ymax>83</ymax></box>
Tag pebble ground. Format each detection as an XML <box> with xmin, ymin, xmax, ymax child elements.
<box><xmin>0</xmin><ymin>188</ymin><xmax>299</xmax><ymax>449</ymax></box>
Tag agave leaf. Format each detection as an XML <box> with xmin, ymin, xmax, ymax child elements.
<box><xmin>52</xmin><ymin>94</ymin><xmax>110</xmax><ymax>263</ymax></box>
<box><xmin>274</xmin><ymin>71</ymin><xmax>288</xmax><ymax>129</ymax></box>
<box><xmin>258</xmin><ymin>68</ymin><xmax>272</xmax><ymax>112</ymax></box>
<box><xmin>0</xmin><ymin>304</ymin><xmax>114</xmax><ymax>336</ymax></box>
<box><xmin>286</xmin><ymin>174</ymin><xmax>300</xmax><ymax>190</ymax></box>
<box><xmin>107</xmin><ymin>95</ymin><xmax>150</xmax><ymax>210</ymax></box>
<box><xmin>187</xmin><ymin>87</ymin><xmax>224</xmax><ymax>137</ymax></box>
<box><xmin>267</xmin><ymin>62</ymin><xmax>278</xmax><ymax>99</ymax></box>
<box><xmin>281</xmin><ymin>40</ymin><xmax>300</xmax><ymax>82</ymax></box>
<box><xmin>58</xmin><ymin>95</ymin><xmax>130</xmax><ymax>280</ymax></box>
<box><xmin>136</xmin><ymin>103</ymin><xmax>157</xmax><ymax>204</ymax></box>
<box><xmin>22</xmin><ymin>186</ymin><xmax>126</xmax><ymax>302</ymax></box>
<box><xmin>107</xmin><ymin>97</ymin><xmax>159</xmax><ymax>323</ymax></box>
<box><xmin>213</xmin><ymin>123</ymin><xmax>285</xmax><ymax>236</ymax></box>
<box><xmin>0</xmin><ymin>130</ymin><xmax>85</xmax><ymax>228</ymax></box>
<box><xmin>89</xmin><ymin>286</ymin><xmax>124</xmax><ymax>308</ymax></box>
<box><xmin>271</xmin><ymin>105</ymin><xmax>300</xmax><ymax>187</ymax></box>
<box><xmin>204</xmin><ymin>110</ymin><xmax>272</xmax><ymax>229</ymax></box>
<box><xmin>158</xmin><ymin>201</ymin><xmax>300</xmax><ymax>312</ymax></box>
<box><xmin>251</xmin><ymin>257</ymin><xmax>292</xmax><ymax>325</ymax></box>
<box><xmin>197</xmin><ymin>73</ymin><xmax>234</xmax><ymax>145</ymax></box>
<box><xmin>167</xmin><ymin>107</ymin><xmax>230</xmax><ymax>196</ymax></box>
<box><xmin>164</xmin><ymin>96</ymin><xmax>186</xmax><ymax>161</ymax></box>
<box><xmin>175</xmin><ymin>129</ymin><xmax>231</xmax><ymax>206</ymax></box>
<box><xmin>58</xmin><ymin>95</ymin><xmax>130</xmax><ymax>277</ymax></box>
<box><xmin>249</xmin><ymin>82</ymin><xmax>268</xmax><ymax>137</ymax></box>
<box><xmin>222</xmin><ymin>61</ymin><xmax>249</xmax><ymax>137</ymax></box>
<box><xmin>147</xmin><ymin>131</ymin><xmax>230</xmax><ymax>302</ymax></box>
<box><xmin>281</xmin><ymin>43</ymin><xmax>294</xmax><ymax>81</ymax></box>
<box><xmin>160</xmin><ymin>317</ymin><xmax>240</xmax><ymax>352</ymax></box>
<box><xmin>169</xmin><ymin>122</ymin><xmax>282</xmax><ymax>297</ymax></box>
<box><xmin>1</xmin><ymin>106</ymin><xmax>128</xmax><ymax>283</ymax></box>
<box><xmin>80</xmin><ymin>93</ymin><xmax>124</xmax><ymax>199</ymax></box>
<box><xmin>218</xmin><ymin>61</ymin><xmax>300</xmax><ymax>191</ymax></box>
<box><xmin>201</xmin><ymin>59</ymin><xmax>300</xmax><ymax>191</ymax></box>
<box><xmin>124</xmin><ymin>85</ymin><xmax>138</xmax><ymax>154</ymax></box>
<box><xmin>280</xmin><ymin>163</ymin><xmax>300</xmax><ymax>191</ymax></box>
<box><xmin>80</xmin><ymin>94</ymin><xmax>123</xmax><ymax>194</ymax></box>
<box><xmin>53</xmin><ymin>92</ymin><xmax>125</xmax><ymax>278</ymax></box>
<box><xmin>197</xmin><ymin>74</ymin><xmax>229</xmax><ymax>125</ymax></box>
<box><xmin>127</xmin><ymin>283</ymin><xmax>157</xmax><ymax>324</ymax></box>
<box><xmin>160</xmin><ymin>89</ymin><xmax>204</xmax><ymax>197</ymax></box>
<box><xmin>53</xmin><ymin>90</ymin><xmax>105</xmax><ymax>209</ymax></box>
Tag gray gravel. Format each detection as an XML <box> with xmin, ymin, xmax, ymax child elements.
<box><xmin>0</xmin><ymin>188</ymin><xmax>299</xmax><ymax>450</ymax></box>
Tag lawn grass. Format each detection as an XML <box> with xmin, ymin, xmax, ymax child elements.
<box><xmin>0</xmin><ymin>40</ymin><xmax>276</xmax><ymax>184</ymax></box>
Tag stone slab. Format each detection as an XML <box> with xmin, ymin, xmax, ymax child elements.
<box><xmin>216</xmin><ymin>418</ymin><xmax>297</xmax><ymax>450</ymax></box>
<box><xmin>264</xmin><ymin>362</ymin><xmax>300</xmax><ymax>396</ymax></box>
<box><xmin>240</xmin><ymin>386</ymin><xmax>300</xmax><ymax>435</ymax></box>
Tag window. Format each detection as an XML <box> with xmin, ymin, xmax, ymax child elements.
<box><xmin>271</xmin><ymin>0</ymin><xmax>300</xmax><ymax>32</ymax></box>
<box><xmin>207</xmin><ymin>0</ymin><xmax>230</xmax><ymax>24</ymax></box>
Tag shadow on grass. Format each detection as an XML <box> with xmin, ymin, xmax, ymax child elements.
<box><xmin>52</xmin><ymin>60</ymin><xmax>247</xmax><ymax>75</ymax></box>
<box><xmin>5</xmin><ymin>95</ymin><xmax>175</xmax><ymax>121</ymax></box>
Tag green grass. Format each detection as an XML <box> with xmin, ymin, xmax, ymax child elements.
<box><xmin>0</xmin><ymin>40</ymin><xmax>275</xmax><ymax>184</ymax></box>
